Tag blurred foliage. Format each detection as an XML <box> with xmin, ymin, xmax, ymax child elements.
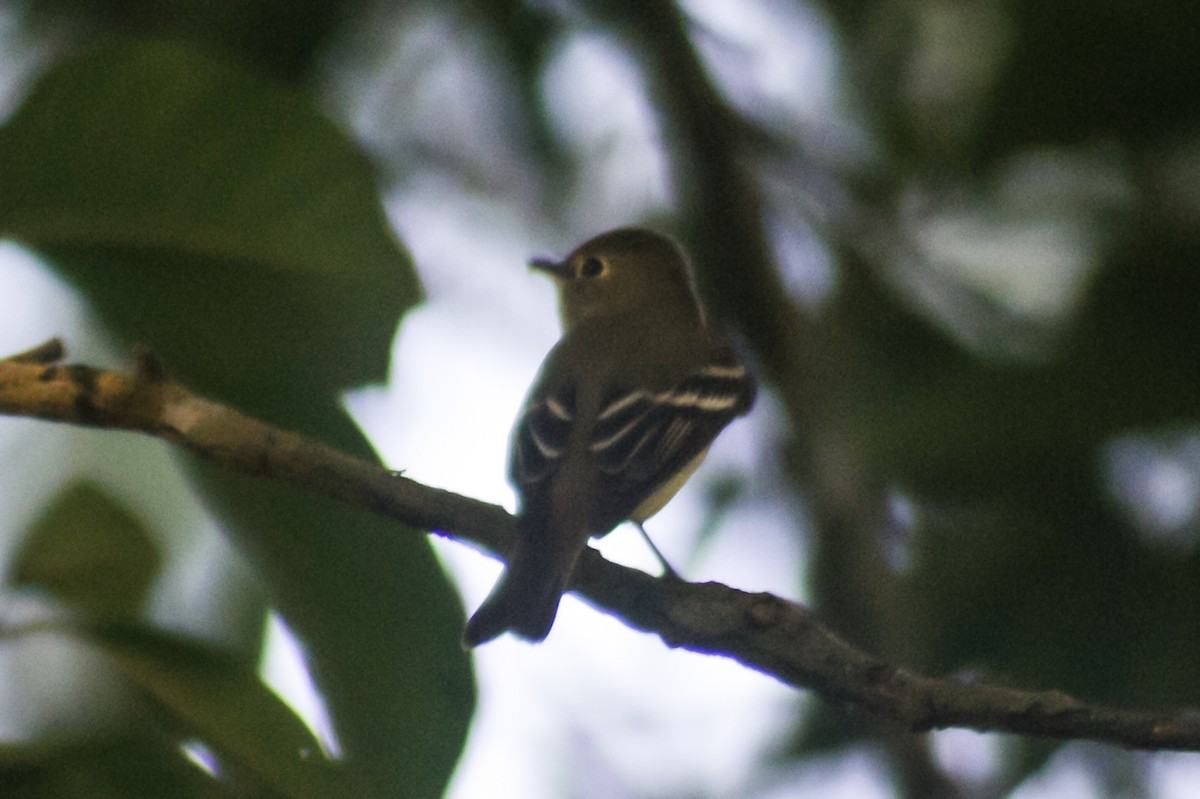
<box><xmin>1</xmin><ymin>480</ymin><xmax>345</xmax><ymax>795</ymax></box>
<box><xmin>0</xmin><ymin>0</ymin><xmax>1198</xmax><ymax>797</ymax></box>
<box><xmin>19</xmin><ymin>0</ymin><xmax>368</xmax><ymax>82</ymax></box>
<box><xmin>76</xmin><ymin>621</ymin><xmax>348</xmax><ymax>798</ymax></box>
<box><xmin>1</xmin><ymin>621</ymin><xmax>349</xmax><ymax>798</ymax></box>
<box><xmin>0</xmin><ymin>28</ymin><xmax>470</xmax><ymax>799</ymax></box>
<box><xmin>11</xmin><ymin>481</ymin><xmax>161</xmax><ymax>620</ymax></box>
<box><xmin>1</xmin><ymin>735</ymin><xmax>228</xmax><ymax>799</ymax></box>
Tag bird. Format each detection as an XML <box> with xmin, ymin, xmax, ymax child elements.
<box><xmin>462</xmin><ymin>228</ymin><xmax>756</xmax><ymax>647</ymax></box>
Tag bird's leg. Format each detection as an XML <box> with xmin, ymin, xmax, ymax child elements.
<box><xmin>634</xmin><ymin>522</ymin><xmax>682</xmax><ymax>581</ymax></box>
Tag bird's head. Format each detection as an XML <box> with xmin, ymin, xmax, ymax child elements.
<box><xmin>530</xmin><ymin>228</ymin><xmax>703</xmax><ymax>331</ymax></box>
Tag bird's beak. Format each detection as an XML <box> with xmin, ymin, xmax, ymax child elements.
<box><xmin>529</xmin><ymin>257</ymin><xmax>572</xmax><ymax>279</ymax></box>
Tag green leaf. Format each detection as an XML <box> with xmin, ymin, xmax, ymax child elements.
<box><xmin>0</xmin><ymin>36</ymin><xmax>418</xmax><ymax>421</ymax></box>
<box><xmin>9</xmin><ymin>481</ymin><xmax>161</xmax><ymax>620</ymax></box>
<box><xmin>77</xmin><ymin>621</ymin><xmax>346</xmax><ymax>799</ymax></box>
<box><xmin>0</xmin><ymin>39</ymin><xmax>473</xmax><ymax>798</ymax></box>
<box><xmin>0</xmin><ymin>735</ymin><xmax>228</xmax><ymax>799</ymax></box>
<box><xmin>189</xmin><ymin>462</ymin><xmax>476</xmax><ymax>799</ymax></box>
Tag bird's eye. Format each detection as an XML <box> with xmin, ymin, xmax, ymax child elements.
<box><xmin>580</xmin><ymin>256</ymin><xmax>606</xmax><ymax>278</ymax></box>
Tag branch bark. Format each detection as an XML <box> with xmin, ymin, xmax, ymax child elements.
<box><xmin>2</xmin><ymin>339</ymin><xmax>1199</xmax><ymax>752</ymax></box>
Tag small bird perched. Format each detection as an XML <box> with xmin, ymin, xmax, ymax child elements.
<box><xmin>462</xmin><ymin>228</ymin><xmax>755</xmax><ymax>647</ymax></box>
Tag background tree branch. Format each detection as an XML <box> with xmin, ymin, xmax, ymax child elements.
<box><xmin>591</xmin><ymin>3</ymin><xmax>951</xmax><ymax>792</ymax></box>
<box><xmin>4</xmin><ymin>338</ymin><xmax>1198</xmax><ymax>754</ymax></box>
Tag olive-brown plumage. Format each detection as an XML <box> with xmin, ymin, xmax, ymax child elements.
<box><xmin>462</xmin><ymin>228</ymin><xmax>755</xmax><ymax>647</ymax></box>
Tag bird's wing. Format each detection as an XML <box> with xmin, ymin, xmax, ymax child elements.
<box><xmin>511</xmin><ymin>350</ymin><xmax>754</xmax><ymax>529</ymax></box>
<box><xmin>588</xmin><ymin>356</ymin><xmax>754</xmax><ymax>520</ymax></box>
<box><xmin>511</xmin><ymin>382</ymin><xmax>576</xmax><ymax>488</ymax></box>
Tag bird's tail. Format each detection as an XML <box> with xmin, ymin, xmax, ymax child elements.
<box><xmin>461</xmin><ymin>511</ymin><xmax>582</xmax><ymax>648</ymax></box>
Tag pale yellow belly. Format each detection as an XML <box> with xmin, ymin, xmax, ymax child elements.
<box><xmin>630</xmin><ymin>447</ymin><xmax>710</xmax><ymax>522</ymax></box>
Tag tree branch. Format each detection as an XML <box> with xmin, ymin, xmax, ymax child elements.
<box><xmin>2</xmin><ymin>339</ymin><xmax>1199</xmax><ymax>752</ymax></box>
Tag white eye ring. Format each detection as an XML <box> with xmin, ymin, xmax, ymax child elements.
<box><xmin>580</xmin><ymin>256</ymin><xmax>606</xmax><ymax>278</ymax></box>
